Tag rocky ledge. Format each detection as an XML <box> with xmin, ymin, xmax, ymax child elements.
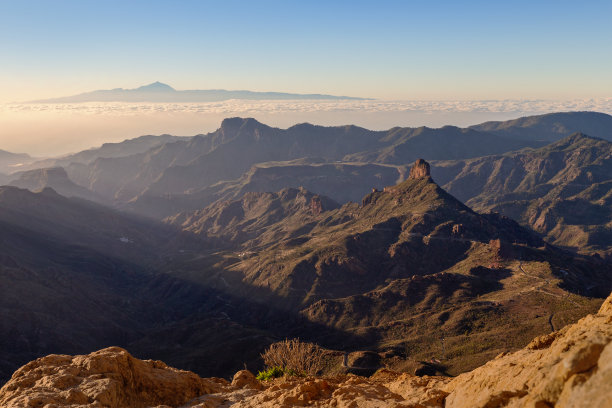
<box><xmin>1</xmin><ymin>293</ymin><xmax>611</xmax><ymax>407</ymax></box>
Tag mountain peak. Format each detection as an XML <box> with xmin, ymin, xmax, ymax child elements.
<box><xmin>135</xmin><ymin>82</ymin><xmax>175</xmax><ymax>92</ymax></box>
<box><xmin>546</xmin><ymin>132</ymin><xmax>609</xmax><ymax>151</ymax></box>
<box><xmin>219</xmin><ymin>117</ymin><xmax>266</xmax><ymax>135</ymax></box>
<box><xmin>560</xmin><ymin>131</ymin><xmax>602</xmax><ymax>144</ymax></box>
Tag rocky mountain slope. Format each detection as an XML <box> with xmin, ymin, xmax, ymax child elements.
<box><xmin>8</xmin><ymin>112</ymin><xmax>610</xmax><ymax>238</ymax></box>
<box><xmin>55</xmin><ymin>116</ymin><xmax>545</xmax><ymax>207</ymax></box>
<box><xmin>0</xmin><ymin>186</ymin><xmax>179</xmax><ymax>263</ymax></box>
<box><xmin>471</xmin><ymin>111</ymin><xmax>612</xmax><ymax>142</ymax></box>
<box><xmin>0</xmin><ymin>185</ymin><xmax>300</xmax><ymax>383</ymax></box>
<box><xmin>127</xmin><ymin>160</ymin><xmax>405</xmax><ymax>219</ymax></box>
<box><xmin>0</xmin><ymin>161</ymin><xmax>609</xmax><ymax>386</ymax></box>
<box><xmin>161</xmin><ymin>160</ymin><xmax>610</xmax><ymax>375</ymax></box>
<box><xmin>165</xmin><ymin>187</ymin><xmax>339</xmax><ymax>248</ymax></box>
<box><xmin>2</xmin><ymin>112</ymin><xmax>611</xmax><ymax>387</ymax></box>
<box><xmin>432</xmin><ymin>133</ymin><xmax>612</xmax><ymax>256</ymax></box>
<box><xmin>1</xmin><ymin>291</ymin><xmax>610</xmax><ymax>407</ymax></box>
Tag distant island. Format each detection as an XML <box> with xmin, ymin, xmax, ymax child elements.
<box><xmin>28</xmin><ymin>82</ymin><xmax>368</xmax><ymax>103</ymax></box>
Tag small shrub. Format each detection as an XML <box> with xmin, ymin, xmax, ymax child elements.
<box><xmin>261</xmin><ymin>338</ymin><xmax>326</xmax><ymax>376</ymax></box>
<box><xmin>256</xmin><ymin>366</ymin><xmax>285</xmax><ymax>381</ymax></box>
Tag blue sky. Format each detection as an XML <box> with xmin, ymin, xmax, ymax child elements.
<box><xmin>0</xmin><ymin>0</ymin><xmax>611</xmax><ymax>101</ymax></box>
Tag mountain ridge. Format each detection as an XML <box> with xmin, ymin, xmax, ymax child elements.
<box><xmin>159</xmin><ymin>160</ymin><xmax>609</xmax><ymax>375</ymax></box>
<box><xmin>0</xmin><ymin>159</ymin><xmax>609</xmax><ymax>385</ymax></box>
<box><xmin>431</xmin><ymin>132</ymin><xmax>612</xmax><ymax>256</ymax></box>
<box><xmin>470</xmin><ymin>111</ymin><xmax>612</xmax><ymax>142</ymax></box>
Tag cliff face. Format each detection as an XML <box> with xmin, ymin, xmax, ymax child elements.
<box><xmin>2</xmin><ymin>292</ymin><xmax>610</xmax><ymax>408</ymax></box>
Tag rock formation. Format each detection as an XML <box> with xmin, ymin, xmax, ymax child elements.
<box><xmin>408</xmin><ymin>158</ymin><xmax>431</xmax><ymax>179</ymax></box>
<box><xmin>2</xmin><ymin>292</ymin><xmax>611</xmax><ymax>407</ymax></box>
<box><xmin>0</xmin><ymin>347</ymin><xmax>225</xmax><ymax>408</ymax></box>
<box><xmin>309</xmin><ymin>195</ymin><xmax>323</xmax><ymax>215</ymax></box>
<box><xmin>488</xmin><ymin>238</ymin><xmax>514</xmax><ymax>260</ymax></box>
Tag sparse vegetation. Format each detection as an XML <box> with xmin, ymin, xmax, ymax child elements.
<box><xmin>260</xmin><ymin>338</ymin><xmax>326</xmax><ymax>376</ymax></box>
<box><xmin>256</xmin><ymin>366</ymin><xmax>286</xmax><ymax>381</ymax></box>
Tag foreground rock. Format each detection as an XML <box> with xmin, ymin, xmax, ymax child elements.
<box><xmin>0</xmin><ymin>347</ymin><xmax>225</xmax><ymax>408</ymax></box>
<box><xmin>444</xmin><ymin>292</ymin><xmax>612</xmax><ymax>407</ymax></box>
<box><xmin>1</xmin><ymin>292</ymin><xmax>611</xmax><ymax>407</ymax></box>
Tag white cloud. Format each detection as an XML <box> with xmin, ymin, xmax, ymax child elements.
<box><xmin>2</xmin><ymin>98</ymin><xmax>612</xmax><ymax>117</ymax></box>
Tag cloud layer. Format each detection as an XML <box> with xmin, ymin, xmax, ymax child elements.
<box><xmin>1</xmin><ymin>98</ymin><xmax>610</xmax><ymax>157</ymax></box>
<box><xmin>3</xmin><ymin>98</ymin><xmax>612</xmax><ymax>117</ymax></box>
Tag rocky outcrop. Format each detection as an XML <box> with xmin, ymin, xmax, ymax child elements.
<box><xmin>2</xmin><ymin>292</ymin><xmax>611</xmax><ymax>407</ymax></box>
<box><xmin>443</xmin><ymin>291</ymin><xmax>612</xmax><ymax>407</ymax></box>
<box><xmin>309</xmin><ymin>195</ymin><xmax>323</xmax><ymax>215</ymax></box>
<box><xmin>0</xmin><ymin>347</ymin><xmax>225</xmax><ymax>408</ymax></box>
<box><xmin>408</xmin><ymin>158</ymin><xmax>431</xmax><ymax>179</ymax></box>
<box><xmin>488</xmin><ymin>238</ymin><xmax>514</xmax><ymax>260</ymax></box>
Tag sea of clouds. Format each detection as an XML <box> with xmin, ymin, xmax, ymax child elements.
<box><xmin>3</xmin><ymin>98</ymin><xmax>612</xmax><ymax>116</ymax></box>
<box><xmin>1</xmin><ymin>98</ymin><xmax>611</xmax><ymax>157</ymax></box>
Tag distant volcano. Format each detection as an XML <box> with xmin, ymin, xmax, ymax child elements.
<box><xmin>28</xmin><ymin>82</ymin><xmax>368</xmax><ymax>103</ymax></box>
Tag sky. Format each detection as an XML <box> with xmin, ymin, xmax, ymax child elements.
<box><xmin>1</xmin><ymin>0</ymin><xmax>611</xmax><ymax>101</ymax></box>
<box><xmin>0</xmin><ymin>0</ymin><xmax>611</xmax><ymax>156</ymax></box>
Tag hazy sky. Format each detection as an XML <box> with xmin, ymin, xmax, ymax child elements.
<box><xmin>0</xmin><ymin>1</ymin><xmax>611</xmax><ymax>157</ymax></box>
<box><xmin>1</xmin><ymin>0</ymin><xmax>611</xmax><ymax>102</ymax></box>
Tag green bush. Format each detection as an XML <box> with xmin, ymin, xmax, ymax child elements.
<box><xmin>256</xmin><ymin>366</ymin><xmax>285</xmax><ymax>381</ymax></box>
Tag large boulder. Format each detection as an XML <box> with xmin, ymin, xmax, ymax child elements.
<box><xmin>0</xmin><ymin>347</ymin><xmax>225</xmax><ymax>408</ymax></box>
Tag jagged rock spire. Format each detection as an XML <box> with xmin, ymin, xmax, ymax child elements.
<box><xmin>408</xmin><ymin>159</ymin><xmax>431</xmax><ymax>179</ymax></box>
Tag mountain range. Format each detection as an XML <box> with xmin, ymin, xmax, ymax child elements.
<box><xmin>432</xmin><ymin>133</ymin><xmax>612</xmax><ymax>256</ymax></box>
<box><xmin>28</xmin><ymin>82</ymin><xmax>366</xmax><ymax>103</ymax></box>
<box><xmin>3</xmin><ymin>111</ymin><xmax>609</xmax><ymax>254</ymax></box>
<box><xmin>0</xmin><ymin>111</ymin><xmax>611</xmax><ymax>385</ymax></box>
<box><xmin>470</xmin><ymin>111</ymin><xmax>612</xmax><ymax>142</ymax></box>
<box><xmin>0</xmin><ymin>158</ymin><xmax>609</xmax><ymax>384</ymax></box>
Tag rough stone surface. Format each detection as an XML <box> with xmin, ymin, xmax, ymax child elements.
<box><xmin>443</xmin><ymin>291</ymin><xmax>612</xmax><ymax>408</ymax></box>
<box><xmin>408</xmin><ymin>159</ymin><xmax>431</xmax><ymax>179</ymax></box>
<box><xmin>231</xmin><ymin>370</ymin><xmax>262</xmax><ymax>390</ymax></box>
<box><xmin>309</xmin><ymin>195</ymin><xmax>323</xmax><ymax>215</ymax></box>
<box><xmin>0</xmin><ymin>347</ymin><xmax>226</xmax><ymax>408</ymax></box>
<box><xmin>1</xmin><ymin>292</ymin><xmax>611</xmax><ymax>407</ymax></box>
